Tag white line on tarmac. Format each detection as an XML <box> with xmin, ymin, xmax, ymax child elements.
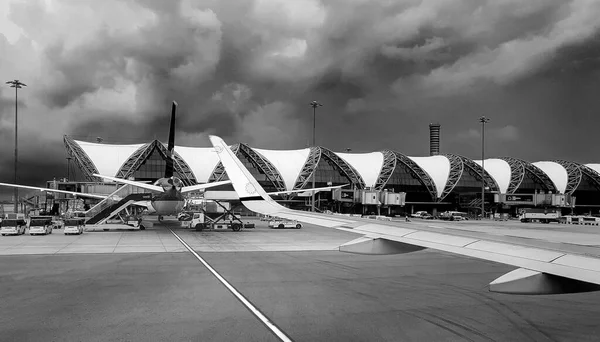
<box><xmin>169</xmin><ymin>229</ymin><xmax>293</xmax><ymax>342</ymax></box>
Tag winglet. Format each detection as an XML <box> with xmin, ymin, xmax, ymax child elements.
<box><xmin>208</xmin><ymin>135</ymin><xmax>274</xmax><ymax>202</ymax></box>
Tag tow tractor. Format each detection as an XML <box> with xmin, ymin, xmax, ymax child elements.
<box><xmin>124</xmin><ymin>215</ymin><xmax>154</xmax><ymax>230</ymax></box>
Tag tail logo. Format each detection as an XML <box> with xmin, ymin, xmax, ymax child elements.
<box><xmin>245</xmin><ymin>183</ymin><xmax>257</xmax><ymax>194</ymax></box>
<box><xmin>214</xmin><ymin>145</ymin><xmax>224</xmax><ymax>153</ymax></box>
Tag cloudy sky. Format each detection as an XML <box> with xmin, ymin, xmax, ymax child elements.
<box><xmin>0</xmin><ymin>0</ymin><xmax>600</xmax><ymax>199</ymax></box>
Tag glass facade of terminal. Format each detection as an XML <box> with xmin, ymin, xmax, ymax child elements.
<box><xmin>384</xmin><ymin>166</ymin><xmax>432</xmax><ymax>202</ymax></box>
<box><xmin>312</xmin><ymin>157</ymin><xmax>352</xmax><ymax>187</ymax></box>
<box><xmin>572</xmin><ymin>174</ymin><xmax>600</xmax><ymax>207</ymax></box>
<box><xmin>512</xmin><ymin>171</ymin><xmax>552</xmax><ymax>194</ymax></box>
<box><xmin>216</xmin><ymin>151</ymin><xmax>279</xmax><ymax>193</ymax></box>
<box><xmin>132</xmin><ymin>149</ymin><xmax>187</xmax><ymax>182</ymax></box>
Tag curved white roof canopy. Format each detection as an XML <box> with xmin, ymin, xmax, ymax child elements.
<box><xmin>474</xmin><ymin>159</ymin><xmax>511</xmax><ymax>194</ymax></box>
<box><xmin>75</xmin><ymin>140</ymin><xmax>145</xmax><ymax>177</ymax></box>
<box><xmin>408</xmin><ymin>156</ymin><xmax>450</xmax><ymax>198</ymax></box>
<box><xmin>253</xmin><ymin>148</ymin><xmax>311</xmax><ymax>191</ymax></box>
<box><xmin>174</xmin><ymin>146</ymin><xmax>221</xmax><ymax>183</ymax></box>
<box><xmin>532</xmin><ymin>161</ymin><xmax>567</xmax><ymax>193</ymax></box>
<box><xmin>585</xmin><ymin>164</ymin><xmax>600</xmax><ymax>175</ymax></box>
<box><xmin>335</xmin><ymin>152</ymin><xmax>384</xmax><ymax>188</ymax></box>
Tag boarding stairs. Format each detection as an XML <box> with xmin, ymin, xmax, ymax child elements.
<box><xmin>85</xmin><ymin>184</ymin><xmax>153</xmax><ymax>225</ymax></box>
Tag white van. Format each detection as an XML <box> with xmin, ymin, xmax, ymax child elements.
<box><xmin>29</xmin><ymin>216</ymin><xmax>53</xmax><ymax>235</ymax></box>
<box><xmin>64</xmin><ymin>218</ymin><xmax>85</xmax><ymax>235</ymax></box>
<box><xmin>1</xmin><ymin>219</ymin><xmax>27</xmax><ymax>236</ymax></box>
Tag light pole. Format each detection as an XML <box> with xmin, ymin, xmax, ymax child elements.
<box><xmin>310</xmin><ymin>100</ymin><xmax>323</xmax><ymax>212</ymax></box>
<box><xmin>6</xmin><ymin>80</ymin><xmax>26</xmax><ymax>213</ymax></box>
<box><xmin>479</xmin><ymin>116</ymin><xmax>490</xmax><ymax>219</ymax></box>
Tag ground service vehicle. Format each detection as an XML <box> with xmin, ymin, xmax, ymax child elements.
<box><xmin>519</xmin><ymin>208</ymin><xmax>560</xmax><ymax>223</ymax></box>
<box><xmin>64</xmin><ymin>218</ymin><xmax>84</xmax><ymax>235</ymax></box>
<box><xmin>124</xmin><ymin>216</ymin><xmax>152</xmax><ymax>230</ymax></box>
<box><xmin>181</xmin><ymin>212</ymin><xmax>205</xmax><ymax>230</ymax></box>
<box><xmin>1</xmin><ymin>219</ymin><xmax>27</xmax><ymax>236</ymax></box>
<box><xmin>440</xmin><ymin>211</ymin><xmax>469</xmax><ymax>221</ymax></box>
<box><xmin>411</xmin><ymin>211</ymin><xmax>428</xmax><ymax>218</ymax></box>
<box><xmin>51</xmin><ymin>219</ymin><xmax>64</xmax><ymax>230</ymax></box>
<box><xmin>268</xmin><ymin>219</ymin><xmax>302</xmax><ymax>229</ymax></box>
<box><xmin>411</xmin><ymin>211</ymin><xmax>433</xmax><ymax>219</ymax></box>
<box><xmin>29</xmin><ymin>216</ymin><xmax>53</xmax><ymax>235</ymax></box>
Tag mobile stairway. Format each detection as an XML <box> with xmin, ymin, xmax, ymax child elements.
<box><xmin>84</xmin><ymin>184</ymin><xmax>153</xmax><ymax>225</ymax></box>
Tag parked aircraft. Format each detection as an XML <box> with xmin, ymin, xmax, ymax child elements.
<box><xmin>94</xmin><ymin>102</ymin><xmax>346</xmax><ymax>220</ymax></box>
<box><xmin>93</xmin><ymin>101</ymin><xmax>231</xmax><ymax>220</ymax></box>
<box><xmin>209</xmin><ymin>134</ymin><xmax>600</xmax><ymax>296</ymax></box>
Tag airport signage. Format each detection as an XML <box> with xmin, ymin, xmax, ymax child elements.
<box><xmin>504</xmin><ymin>194</ymin><xmax>534</xmax><ymax>203</ymax></box>
<box><xmin>333</xmin><ymin>189</ymin><xmax>355</xmax><ymax>202</ymax></box>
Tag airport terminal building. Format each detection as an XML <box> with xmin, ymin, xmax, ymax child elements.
<box><xmin>62</xmin><ymin>135</ymin><xmax>600</xmax><ymax>216</ymax></box>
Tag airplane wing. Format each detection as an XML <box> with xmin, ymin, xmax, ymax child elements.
<box><xmin>180</xmin><ymin>180</ymin><xmax>233</xmax><ymax>193</ymax></box>
<box><xmin>93</xmin><ymin>174</ymin><xmax>165</xmax><ymax>192</ymax></box>
<box><xmin>267</xmin><ymin>184</ymin><xmax>349</xmax><ymax>196</ymax></box>
<box><xmin>0</xmin><ymin>182</ymin><xmax>108</xmax><ymax>200</ymax></box>
<box><xmin>209</xmin><ymin>135</ymin><xmax>600</xmax><ymax>295</ymax></box>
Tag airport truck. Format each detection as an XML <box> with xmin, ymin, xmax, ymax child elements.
<box><xmin>519</xmin><ymin>208</ymin><xmax>560</xmax><ymax>223</ymax></box>
<box><xmin>181</xmin><ymin>212</ymin><xmax>206</xmax><ymax>230</ymax></box>
<box><xmin>180</xmin><ymin>212</ymin><xmax>248</xmax><ymax>231</ymax></box>
<box><xmin>1</xmin><ymin>218</ymin><xmax>27</xmax><ymax>236</ymax></box>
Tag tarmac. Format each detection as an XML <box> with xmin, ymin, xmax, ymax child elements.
<box><xmin>1</xmin><ymin>217</ymin><xmax>600</xmax><ymax>341</ymax></box>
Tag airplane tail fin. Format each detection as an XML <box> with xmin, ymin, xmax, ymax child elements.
<box><xmin>164</xmin><ymin>101</ymin><xmax>177</xmax><ymax>178</ymax></box>
<box><xmin>209</xmin><ymin>135</ymin><xmax>284</xmax><ymax>214</ymax></box>
<box><xmin>209</xmin><ymin>135</ymin><xmax>355</xmax><ymax>227</ymax></box>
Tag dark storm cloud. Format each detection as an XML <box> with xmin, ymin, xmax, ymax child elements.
<box><xmin>69</xmin><ymin>115</ymin><xmax>164</xmax><ymax>143</ymax></box>
<box><xmin>0</xmin><ymin>88</ymin><xmax>27</xmax><ymax>118</ymax></box>
<box><xmin>178</xmin><ymin>110</ymin><xmax>239</xmax><ymax>137</ymax></box>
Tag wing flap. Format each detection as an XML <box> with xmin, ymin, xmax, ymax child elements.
<box><xmin>467</xmin><ymin>240</ymin><xmax>565</xmax><ymax>263</ymax></box>
<box><xmin>402</xmin><ymin>231</ymin><xmax>478</xmax><ymax>247</ymax></box>
<box><xmin>552</xmin><ymin>254</ymin><xmax>600</xmax><ymax>273</ymax></box>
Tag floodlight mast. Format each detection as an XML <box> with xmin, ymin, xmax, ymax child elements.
<box><xmin>479</xmin><ymin>116</ymin><xmax>490</xmax><ymax>218</ymax></box>
<box><xmin>310</xmin><ymin>100</ymin><xmax>323</xmax><ymax>212</ymax></box>
<box><xmin>6</xmin><ymin>80</ymin><xmax>27</xmax><ymax>213</ymax></box>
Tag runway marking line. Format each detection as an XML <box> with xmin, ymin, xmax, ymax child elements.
<box><xmin>169</xmin><ymin>229</ymin><xmax>293</xmax><ymax>342</ymax></box>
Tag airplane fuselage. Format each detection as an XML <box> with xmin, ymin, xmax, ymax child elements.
<box><xmin>150</xmin><ymin>186</ymin><xmax>185</xmax><ymax>215</ymax></box>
